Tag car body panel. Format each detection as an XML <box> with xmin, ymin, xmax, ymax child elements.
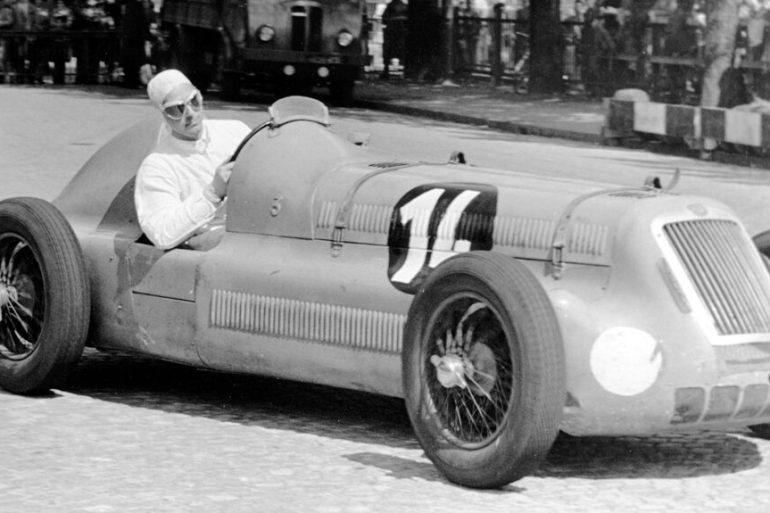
<box><xmin>52</xmin><ymin>104</ymin><xmax>770</xmax><ymax>437</ymax></box>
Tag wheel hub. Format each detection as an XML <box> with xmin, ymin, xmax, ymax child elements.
<box><xmin>0</xmin><ymin>283</ymin><xmax>17</xmax><ymax>310</ymax></box>
<box><xmin>430</xmin><ymin>353</ymin><xmax>469</xmax><ymax>389</ymax></box>
<box><xmin>467</xmin><ymin>342</ymin><xmax>497</xmax><ymax>396</ymax></box>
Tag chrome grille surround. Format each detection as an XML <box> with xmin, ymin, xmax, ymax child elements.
<box><xmin>662</xmin><ymin>219</ymin><xmax>770</xmax><ymax>337</ymax></box>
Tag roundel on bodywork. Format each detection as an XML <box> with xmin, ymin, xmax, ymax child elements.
<box><xmin>387</xmin><ymin>183</ymin><xmax>498</xmax><ymax>293</ymax></box>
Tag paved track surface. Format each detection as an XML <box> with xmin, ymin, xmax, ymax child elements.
<box><xmin>3</xmin><ymin>349</ymin><xmax>770</xmax><ymax>513</ymax></box>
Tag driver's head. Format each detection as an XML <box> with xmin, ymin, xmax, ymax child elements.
<box><xmin>147</xmin><ymin>69</ymin><xmax>204</xmax><ymax>141</ymax></box>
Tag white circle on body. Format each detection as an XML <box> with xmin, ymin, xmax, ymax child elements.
<box><xmin>590</xmin><ymin>327</ymin><xmax>663</xmax><ymax>396</ymax></box>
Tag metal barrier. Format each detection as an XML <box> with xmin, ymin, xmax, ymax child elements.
<box><xmin>0</xmin><ymin>30</ymin><xmax>122</xmax><ymax>85</ymax></box>
<box><xmin>604</xmin><ymin>98</ymin><xmax>770</xmax><ymax>157</ymax></box>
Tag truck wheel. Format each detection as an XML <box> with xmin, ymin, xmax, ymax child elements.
<box><xmin>749</xmin><ymin>423</ymin><xmax>770</xmax><ymax>438</ymax></box>
<box><xmin>329</xmin><ymin>80</ymin><xmax>355</xmax><ymax>106</ymax></box>
<box><xmin>0</xmin><ymin>197</ymin><xmax>90</xmax><ymax>394</ymax></box>
<box><xmin>754</xmin><ymin>230</ymin><xmax>770</xmax><ymax>258</ymax></box>
<box><xmin>403</xmin><ymin>252</ymin><xmax>565</xmax><ymax>488</ymax></box>
<box><xmin>172</xmin><ymin>26</ymin><xmax>213</xmax><ymax>92</ymax></box>
<box><xmin>220</xmin><ymin>71</ymin><xmax>241</xmax><ymax>101</ymax></box>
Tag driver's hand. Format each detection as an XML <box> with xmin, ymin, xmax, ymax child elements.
<box><xmin>207</xmin><ymin>161</ymin><xmax>235</xmax><ymax>202</ymax></box>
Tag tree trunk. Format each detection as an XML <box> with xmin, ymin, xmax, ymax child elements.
<box><xmin>405</xmin><ymin>0</ymin><xmax>443</xmax><ymax>81</ymax></box>
<box><xmin>700</xmin><ymin>0</ymin><xmax>740</xmax><ymax>107</ymax></box>
<box><xmin>529</xmin><ymin>0</ymin><xmax>563</xmax><ymax>94</ymax></box>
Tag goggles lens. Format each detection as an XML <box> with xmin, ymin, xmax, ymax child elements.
<box><xmin>163</xmin><ymin>91</ymin><xmax>202</xmax><ymax>119</ymax></box>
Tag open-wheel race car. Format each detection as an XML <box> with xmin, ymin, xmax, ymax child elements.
<box><xmin>3</xmin><ymin>96</ymin><xmax>770</xmax><ymax>488</ymax></box>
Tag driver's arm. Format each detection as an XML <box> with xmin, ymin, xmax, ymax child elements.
<box><xmin>135</xmin><ymin>159</ymin><xmax>221</xmax><ymax>250</ymax></box>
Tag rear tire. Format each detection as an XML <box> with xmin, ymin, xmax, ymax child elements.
<box><xmin>329</xmin><ymin>80</ymin><xmax>355</xmax><ymax>106</ymax></box>
<box><xmin>749</xmin><ymin>423</ymin><xmax>770</xmax><ymax>439</ymax></box>
<box><xmin>754</xmin><ymin>230</ymin><xmax>770</xmax><ymax>258</ymax></box>
<box><xmin>0</xmin><ymin>197</ymin><xmax>90</xmax><ymax>394</ymax></box>
<box><xmin>403</xmin><ymin>252</ymin><xmax>565</xmax><ymax>488</ymax></box>
<box><xmin>220</xmin><ymin>71</ymin><xmax>241</xmax><ymax>101</ymax></box>
<box><xmin>172</xmin><ymin>26</ymin><xmax>214</xmax><ymax>92</ymax></box>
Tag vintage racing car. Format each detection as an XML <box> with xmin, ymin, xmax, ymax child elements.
<box><xmin>3</xmin><ymin>97</ymin><xmax>770</xmax><ymax>488</ymax></box>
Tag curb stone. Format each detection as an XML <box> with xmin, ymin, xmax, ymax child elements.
<box><xmin>354</xmin><ymin>99</ymin><xmax>604</xmax><ymax>145</ymax></box>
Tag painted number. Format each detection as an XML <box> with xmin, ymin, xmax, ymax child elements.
<box><xmin>391</xmin><ymin>188</ymin><xmax>481</xmax><ymax>284</ymax></box>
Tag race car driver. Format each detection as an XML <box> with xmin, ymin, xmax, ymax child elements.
<box><xmin>134</xmin><ymin>69</ymin><xmax>250</xmax><ymax>250</ymax></box>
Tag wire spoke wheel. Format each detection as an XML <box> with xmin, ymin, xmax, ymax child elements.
<box><xmin>403</xmin><ymin>252</ymin><xmax>565</xmax><ymax>488</ymax></box>
<box><xmin>426</xmin><ymin>295</ymin><xmax>514</xmax><ymax>446</ymax></box>
<box><xmin>0</xmin><ymin>235</ymin><xmax>44</xmax><ymax>360</ymax></box>
<box><xmin>0</xmin><ymin>197</ymin><xmax>90</xmax><ymax>394</ymax></box>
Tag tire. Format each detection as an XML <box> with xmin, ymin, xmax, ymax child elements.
<box><xmin>749</xmin><ymin>423</ymin><xmax>770</xmax><ymax>439</ymax></box>
<box><xmin>403</xmin><ymin>252</ymin><xmax>565</xmax><ymax>488</ymax></box>
<box><xmin>173</xmin><ymin>26</ymin><xmax>213</xmax><ymax>92</ymax></box>
<box><xmin>220</xmin><ymin>71</ymin><xmax>241</xmax><ymax>101</ymax></box>
<box><xmin>0</xmin><ymin>197</ymin><xmax>90</xmax><ymax>394</ymax></box>
<box><xmin>214</xmin><ymin>35</ymin><xmax>241</xmax><ymax>101</ymax></box>
<box><xmin>329</xmin><ymin>80</ymin><xmax>355</xmax><ymax>106</ymax></box>
<box><xmin>753</xmin><ymin>230</ymin><xmax>770</xmax><ymax>258</ymax></box>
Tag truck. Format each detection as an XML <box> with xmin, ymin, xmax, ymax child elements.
<box><xmin>160</xmin><ymin>0</ymin><xmax>369</xmax><ymax>102</ymax></box>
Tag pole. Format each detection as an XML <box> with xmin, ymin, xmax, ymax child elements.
<box><xmin>441</xmin><ymin>0</ymin><xmax>454</xmax><ymax>81</ymax></box>
<box><xmin>492</xmin><ymin>3</ymin><xmax>503</xmax><ymax>86</ymax></box>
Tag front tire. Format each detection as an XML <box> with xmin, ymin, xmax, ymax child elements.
<box><xmin>0</xmin><ymin>197</ymin><xmax>90</xmax><ymax>394</ymax></box>
<box><xmin>403</xmin><ymin>252</ymin><xmax>565</xmax><ymax>488</ymax></box>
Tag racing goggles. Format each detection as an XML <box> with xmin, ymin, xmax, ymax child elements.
<box><xmin>162</xmin><ymin>90</ymin><xmax>203</xmax><ymax>120</ymax></box>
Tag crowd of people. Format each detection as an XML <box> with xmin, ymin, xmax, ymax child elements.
<box><xmin>0</xmin><ymin>0</ymin><xmax>155</xmax><ymax>85</ymax></box>
<box><xmin>447</xmin><ymin>0</ymin><xmax>770</xmax><ymax>97</ymax></box>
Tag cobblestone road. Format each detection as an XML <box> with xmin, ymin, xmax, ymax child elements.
<box><xmin>3</xmin><ymin>350</ymin><xmax>770</xmax><ymax>513</ymax></box>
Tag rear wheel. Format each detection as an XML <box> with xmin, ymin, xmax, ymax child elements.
<box><xmin>329</xmin><ymin>80</ymin><xmax>355</xmax><ymax>106</ymax></box>
<box><xmin>749</xmin><ymin>423</ymin><xmax>770</xmax><ymax>438</ymax></box>
<box><xmin>754</xmin><ymin>230</ymin><xmax>770</xmax><ymax>258</ymax></box>
<box><xmin>403</xmin><ymin>252</ymin><xmax>565</xmax><ymax>488</ymax></box>
<box><xmin>0</xmin><ymin>197</ymin><xmax>90</xmax><ymax>394</ymax></box>
<box><xmin>171</xmin><ymin>26</ymin><xmax>215</xmax><ymax>92</ymax></box>
<box><xmin>220</xmin><ymin>70</ymin><xmax>241</xmax><ymax>101</ymax></box>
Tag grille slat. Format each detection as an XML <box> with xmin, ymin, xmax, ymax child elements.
<box><xmin>664</xmin><ymin>220</ymin><xmax>770</xmax><ymax>336</ymax></box>
<box><xmin>667</xmin><ymin>223</ymin><xmax>736</xmax><ymax>332</ymax></box>
<box><xmin>710</xmin><ymin>222</ymin><xmax>768</xmax><ymax>330</ymax></box>
<box><xmin>689</xmin><ymin>222</ymin><xmax>749</xmax><ymax>333</ymax></box>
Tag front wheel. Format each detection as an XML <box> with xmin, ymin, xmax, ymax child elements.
<box><xmin>0</xmin><ymin>197</ymin><xmax>90</xmax><ymax>394</ymax></box>
<box><xmin>403</xmin><ymin>252</ymin><xmax>565</xmax><ymax>488</ymax></box>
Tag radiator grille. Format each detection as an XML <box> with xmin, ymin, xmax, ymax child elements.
<box><xmin>291</xmin><ymin>5</ymin><xmax>323</xmax><ymax>52</ymax></box>
<box><xmin>664</xmin><ymin>220</ymin><xmax>770</xmax><ymax>335</ymax></box>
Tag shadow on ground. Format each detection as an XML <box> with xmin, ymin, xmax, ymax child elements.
<box><xmin>59</xmin><ymin>349</ymin><xmax>764</xmax><ymax>483</ymax></box>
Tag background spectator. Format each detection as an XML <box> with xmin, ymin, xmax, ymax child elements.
<box><xmin>381</xmin><ymin>0</ymin><xmax>407</xmax><ymax>79</ymax></box>
<box><xmin>49</xmin><ymin>0</ymin><xmax>73</xmax><ymax>84</ymax></box>
<box><xmin>71</xmin><ymin>0</ymin><xmax>106</xmax><ymax>84</ymax></box>
<box><xmin>9</xmin><ymin>0</ymin><xmax>40</xmax><ymax>83</ymax></box>
<box><xmin>120</xmin><ymin>0</ymin><xmax>149</xmax><ymax>87</ymax></box>
<box><xmin>0</xmin><ymin>0</ymin><xmax>15</xmax><ymax>83</ymax></box>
